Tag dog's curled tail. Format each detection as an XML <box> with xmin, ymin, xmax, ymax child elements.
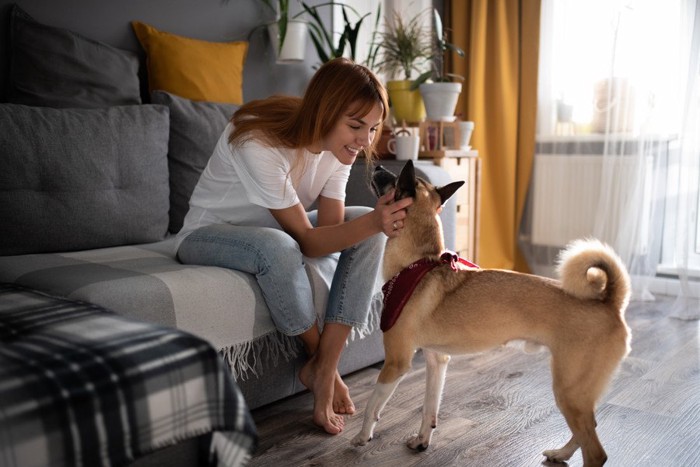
<box><xmin>556</xmin><ymin>238</ymin><xmax>631</xmax><ymax>312</ymax></box>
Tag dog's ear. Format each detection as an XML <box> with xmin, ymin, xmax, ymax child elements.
<box><xmin>371</xmin><ymin>165</ymin><xmax>398</xmax><ymax>198</ymax></box>
<box><xmin>395</xmin><ymin>160</ymin><xmax>417</xmax><ymax>200</ymax></box>
<box><xmin>437</xmin><ymin>181</ymin><xmax>465</xmax><ymax>205</ymax></box>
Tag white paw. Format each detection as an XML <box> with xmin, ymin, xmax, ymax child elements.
<box><xmin>543</xmin><ymin>448</ymin><xmax>571</xmax><ymax>462</ymax></box>
<box><xmin>407</xmin><ymin>434</ymin><xmax>429</xmax><ymax>451</ymax></box>
<box><xmin>351</xmin><ymin>433</ymin><xmax>371</xmax><ymax>447</ymax></box>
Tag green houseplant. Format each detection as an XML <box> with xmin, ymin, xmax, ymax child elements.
<box><xmin>261</xmin><ymin>0</ymin><xmax>308</xmax><ymax>63</ymax></box>
<box><xmin>374</xmin><ymin>11</ymin><xmax>432</xmax><ymax>124</ymax></box>
<box><xmin>296</xmin><ymin>1</ymin><xmax>375</xmax><ymax>67</ymax></box>
<box><xmin>412</xmin><ymin>8</ymin><xmax>465</xmax><ymax>121</ymax></box>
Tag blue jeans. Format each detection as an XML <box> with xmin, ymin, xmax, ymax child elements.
<box><xmin>177</xmin><ymin>206</ymin><xmax>385</xmax><ymax>336</ymax></box>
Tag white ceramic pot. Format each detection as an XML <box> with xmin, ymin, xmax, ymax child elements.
<box><xmin>267</xmin><ymin>20</ymin><xmax>308</xmax><ymax>64</ymax></box>
<box><xmin>419</xmin><ymin>82</ymin><xmax>462</xmax><ymax>121</ymax></box>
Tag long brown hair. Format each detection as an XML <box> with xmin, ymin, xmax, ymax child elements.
<box><xmin>229</xmin><ymin>58</ymin><xmax>388</xmax><ymax>162</ymax></box>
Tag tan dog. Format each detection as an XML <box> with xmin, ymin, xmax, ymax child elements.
<box><xmin>351</xmin><ymin>161</ymin><xmax>631</xmax><ymax>467</ymax></box>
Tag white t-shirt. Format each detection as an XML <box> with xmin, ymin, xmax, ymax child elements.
<box><xmin>177</xmin><ymin>123</ymin><xmax>351</xmax><ymax>243</ymax></box>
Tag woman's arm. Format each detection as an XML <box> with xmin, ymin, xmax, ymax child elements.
<box><xmin>270</xmin><ymin>191</ymin><xmax>412</xmax><ymax>258</ymax></box>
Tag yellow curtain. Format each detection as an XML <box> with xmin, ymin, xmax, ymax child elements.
<box><xmin>449</xmin><ymin>0</ymin><xmax>540</xmax><ymax>271</ymax></box>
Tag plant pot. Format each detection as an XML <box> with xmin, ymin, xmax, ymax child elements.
<box><xmin>386</xmin><ymin>80</ymin><xmax>425</xmax><ymax>125</ymax></box>
<box><xmin>267</xmin><ymin>20</ymin><xmax>308</xmax><ymax>64</ymax></box>
<box><xmin>419</xmin><ymin>82</ymin><xmax>462</xmax><ymax>121</ymax></box>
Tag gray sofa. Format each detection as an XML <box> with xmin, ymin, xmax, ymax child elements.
<box><xmin>0</xmin><ymin>2</ymin><xmax>457</xmax><ymax>465</ymax></box>
<box><xmin>0</xmin><ymin>92</ymin><xmax>457</xmax><ymax>411</ymax></box>
<box><xmin>0</xmin><ymin>3</ymin><xmax>458</xmax><ymax>410</ymax></box>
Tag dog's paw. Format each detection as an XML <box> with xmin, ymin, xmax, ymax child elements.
<box><xmin>351</xmin><ymin>433</ymin><xmax>371</xmax><ymax>447</ymax></box>
<box><xmin>543</xmin><ymin>448</ymin><xmax>574</xmax><ymax>463</ymax></box>
<box><xmin>407</xmin><ymin>434</ymin><xmax>429</xmax><ymax>451</ymax></box>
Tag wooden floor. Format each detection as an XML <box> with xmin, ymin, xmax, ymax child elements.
<box><xmin>249</xmin><ymin>298</ymin><xmax>700</xmax><ymax>466</ymax></box>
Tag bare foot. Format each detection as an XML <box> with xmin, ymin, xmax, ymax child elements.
<box><xmin>333</xmin><ymin>374</ymin><xmax>355</xmax><ymax>415</ymax></box>
<box><xmin>299</xmin><ymin>355</ymin><xmax>345</xmax><ymax>434</ymax></box>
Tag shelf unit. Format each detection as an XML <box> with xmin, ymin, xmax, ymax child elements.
<box><xmin>411</xmin><ymin>120</ymin><xmax>481</xmax><ymax>261</ymax></box>
<box><xmin>384</xmin><ymin>120</ymin><xmax>481</xmax><ymax>261</ymax></box>
<box><xmin>432</xmin><ymin>155</ymin><xmax>480</xmax><ymax>262</ymax></box>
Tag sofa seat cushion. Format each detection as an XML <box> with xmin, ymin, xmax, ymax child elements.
<box><xmin>0</xmin><ymin>240</ymin><xmax>375</xmax><ymax>380</ymax></box>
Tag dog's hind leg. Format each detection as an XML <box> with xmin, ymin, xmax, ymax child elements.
<box><xmin>351</xmin><ymin>342</ymin><xmax>415</xmax><ymax>447</ymax></box>
<box><xmin>549</xmin><ymin>358</ymin><xmax>609</xmax><ymax>466</ymax></box>
<box><xmin>557</xmin><ymin>406</ymin><xmax>606</xmax><ymax>466</ymax></box>
<box><xmin>407</xmin><ymin>349</ymin><xmax>450</xmax><ymax>451</ymax></box>
<box><xmin>543</xmin><ymin>436</ymin><xmax>579</xmax><ymax>463</ymax></box>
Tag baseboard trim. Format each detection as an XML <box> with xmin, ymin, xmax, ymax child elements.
<box><xmin>632</xmin><ymin>274</ymin><xmax>700</xmax><ymax>299</ymax></box>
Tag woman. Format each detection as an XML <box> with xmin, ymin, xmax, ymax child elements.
<box><xmin>176</xmin><ymin>58</ymin><xmax>412</xmax><ymax>434</ymax></box>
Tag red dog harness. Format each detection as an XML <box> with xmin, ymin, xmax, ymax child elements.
<box><xmin>381</xmin><ymin>251</ymin><xmax>478</xmax><ymax>332</ymax></box>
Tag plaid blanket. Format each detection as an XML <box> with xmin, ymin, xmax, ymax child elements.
<box><xmin>0</xmin><ymin>283</ymin><xmax>257</xmax><ymax>467</ymax></box>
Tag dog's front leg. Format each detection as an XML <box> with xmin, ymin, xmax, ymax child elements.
<box><xmin>352</xmin><ymin>344</ymin><xmax>414</xmax><ymax>447</ymax></box>
<box><xmin>407</xmin><ymin>349</ymin><xmax>450</xmax><ymax>451</ymax></box>
<box><xmin>350</xmin><ymin>377</ymin><xmax>403</xmax><ymax>446</ymax></box>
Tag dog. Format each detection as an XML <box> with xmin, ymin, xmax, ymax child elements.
<box><xmin>351</xmin><ymin>161</ymin><xmax>631</xmax><ymax>467</ymax></box>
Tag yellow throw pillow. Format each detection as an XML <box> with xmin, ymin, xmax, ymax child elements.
<box><xmin>132</xmin><ymin>21</ymin><xmax>248</xmax><ymax>105</ymax></box>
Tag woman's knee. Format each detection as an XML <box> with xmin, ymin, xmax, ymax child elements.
<box><xmin>254</xmin><ymin>227</ymin><xmax>301</xmax><ymax>254</ymax></box>
<box><xmin>256</xmin><ymin>229</ymin><xmax>305</xmax><ymax>272</ymax></box>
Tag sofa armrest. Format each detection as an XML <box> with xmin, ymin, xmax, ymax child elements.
<box><xmin>346</xmin><ymin>160</ymin><xmax>458</xmax><ymax>251</ymax></box>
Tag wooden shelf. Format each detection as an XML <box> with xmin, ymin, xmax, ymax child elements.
<box><xmin>432</xmin><ymin>154</ymin><xmax>481</xmax><ymax>263</ymax></box>
<box><xmin>384</xmin><ymin>120</ymin><xmax>481</xmax><ymax>261</ymax></box>
<box><xmin>417</xmin><ymin>120</ymin><xmax>473</xmax><ymax>159</ymax></box>
<box><xmin>419</xmin><ymin>148</ymin><xmax>478</xmax><ymax>159</ymax></box>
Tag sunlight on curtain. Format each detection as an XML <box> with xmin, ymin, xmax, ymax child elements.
<box><xmin>521</xmin><ymin>0</ymin><xmax>700</xmax><ymax>317</ymax></box>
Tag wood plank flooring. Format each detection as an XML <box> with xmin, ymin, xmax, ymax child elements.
<box><xmin>249</xmin><ymin>297</ymin><xmax>700</xmax><ymax>466</ymax></box>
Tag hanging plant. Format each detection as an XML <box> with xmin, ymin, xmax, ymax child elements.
<box><xmin>260</xmin><ymin>0</ymin><xmax>290</xmax><ymax>51</ymax></box>
<box><xmin>297</xmin><ymin>1</ymin><xmax>374</xmax><ymax>66</ymax></box>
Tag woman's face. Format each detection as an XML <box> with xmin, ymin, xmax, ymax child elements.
<box><xmin>322</xmin><ymin>103</ymin><xmax>384</xmax><ymax>165</ymax></box>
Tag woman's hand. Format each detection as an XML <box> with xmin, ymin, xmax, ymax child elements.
<box><xmin>375</xmin><ymin>190</ymin><xmax>413</xmax><ymax>238</ymax></box>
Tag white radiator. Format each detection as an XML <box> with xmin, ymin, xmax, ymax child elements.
<box><xmin>530</xmin><ymin>154</ymin><xmax>652</xmax><ymax>253</ymax></box>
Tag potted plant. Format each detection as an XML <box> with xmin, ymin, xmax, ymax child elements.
<box><xmin>297</xmin><ymin>1</ymin><xmax>375</xmax><ymax>67</ymax></box>
<box><xmin>261</xmin><ymin>0</ymin><xmax>308</xmax><ymax>63</ymax></box>
<box><xmin>411</xmin><ymin>8</ymin><xmax>465</xmax><ymax>121</ymax></box>
<box><xmin>374</xmin><ymin>11</ymin><xmax>432</xmax><ymax>124</ymax></box>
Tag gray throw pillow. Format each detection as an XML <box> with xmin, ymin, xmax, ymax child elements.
<box><xmin>151</xmin><ymin>91</ymin><xmax>239</xmax><ymax>233</ymax></box>
<box><xmin>0</xmin><ymin>104</ymin><xmax>170</xmax><ymax>255</ymax></box>
<box><xmin>7</xmin><ymin>4</ymin><xmax>141</xmax><ymax>108</ymax></box>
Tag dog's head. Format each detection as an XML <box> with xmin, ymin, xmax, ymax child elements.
<box><xmin>372</xmin><ymin>161</ymin><xmax>464</xmax><ymax>209</ymax></box>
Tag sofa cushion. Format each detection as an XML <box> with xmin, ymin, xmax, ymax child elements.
<box><xmin>151</xmin><ymin>91</ymin><xmax>239</xmax><ymax>233</ymax></box>
<box><xmin>132</xmin><ymin>21</ymin><xmax>248</xmax><ymax>105</ymax></box>
<box><xmin>7</xmin><ymin>4</ymin><xmax>141</xmax><ymax>108</ymax></box>
<box><xmin>0</xmin><ymin>240</ymin><xmax>370</xmax><ymax>382</ymax></box>
<box><xmin>0</xmin><ymin>103</ymin><xmax>170</xmax><ymax>255</ymax></box>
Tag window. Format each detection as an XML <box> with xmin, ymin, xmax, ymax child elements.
<box><xmin>536</xmin><ymin>0</ymin><xmax>700</xmax><ymax>280</ymax></box>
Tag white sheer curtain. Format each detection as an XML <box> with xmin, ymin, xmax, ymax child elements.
<box><xmin>521</xmin><ymin>0</ymin><xmax>700</xmax><ymax>318</ymax></box>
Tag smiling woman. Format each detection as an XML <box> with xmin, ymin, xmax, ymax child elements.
<box><xmin>174</xmin><ymin>57</ymin><xmax>415</xmax><ymax>435</ymax></box>
<box><xmin>314</xmin><ymin>104</ymin><xmax>385</xmax><ymax>165</ymax></box>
